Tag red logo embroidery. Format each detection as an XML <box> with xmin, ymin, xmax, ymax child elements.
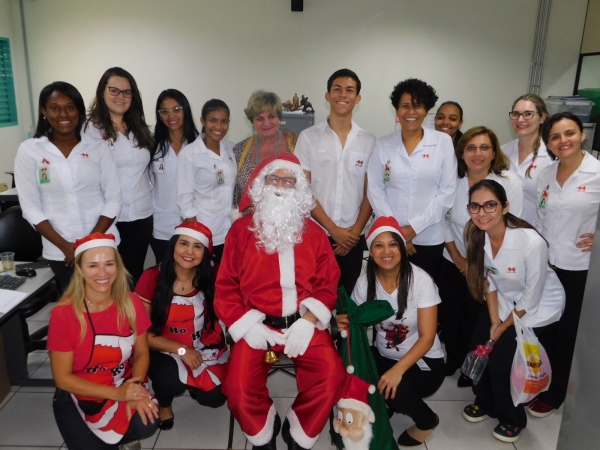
<box><xmin>507</xmin><ymin>267</ymin><xmax>516</xmax><ymax>273</ymax></box>
<box><xmin>577</xmin><ymin>186</ymin><xmax>587</xmax><ymax>192</ymax></box>
<box><xmin>423</xmin><ymin>154</ymin><xmax>430</xmax><ymax>159</ymax></box>
<box><xmin>42</xmin><ymin>158</ymin><xmax>50</xmax><ymax>165</ymax></box>
<box><xmin>384</xmin><ymin>163</ymin><xmax>391</xmax><ymax>172</ymax></box>
<box><xmin>82</xmin><ymin>153</ymin><xmax>89</xmax><ymax>158</ymax></box>
<box><xmin>356</xmin><ymin>160</ymin><xmax>363</xmax><ymax>167</ymax></box>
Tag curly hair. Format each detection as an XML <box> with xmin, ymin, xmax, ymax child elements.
<box><xmin>390</xmin><ymin>78</ymin><xmax>438</xmax><ymax>111</ymax></box>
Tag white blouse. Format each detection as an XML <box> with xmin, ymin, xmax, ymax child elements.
<box><xmin>152</xmin><ymin>144</ymin><xmax>183</xmax><ymax>241</ymax></box>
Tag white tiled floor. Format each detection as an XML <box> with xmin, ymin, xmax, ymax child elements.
<box><xmin>0</xmin><ymin>303</ymin><xmax>563</xmax><ymax>449</ymax></box>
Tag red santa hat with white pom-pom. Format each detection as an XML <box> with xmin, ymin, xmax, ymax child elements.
<box><xmin>365</xmin><ymin>216</ymin><xmax>406</xmax><ymax>250</ymax></box>
<box><xmin>337</xmin><ymin>374</ymin><xmax>376</xmax><ymax>423</ymax></box>
<box><xmin>74</xmin><ymin>232</ymin><xmax>117</xmax><ymax>257</ymax></box>
<box><xmin>173</xmin><ymin>221</ymin><xmax>214</xmax><ymax>255</ymax></box>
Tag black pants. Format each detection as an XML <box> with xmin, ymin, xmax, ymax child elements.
<box><xmin>48</xmin><ymin>260</ymin><xmax>75</xmax><ymax>294</ymax></box>
<box><xmin>150</xmin><ymin>237</ymin><xmax>170</xmax><ymax>265</ymax></box>
<box><xmin>437</xmin><ymin>257</ymin><xmax>484</xmax><ymax>372</ymax></box>
<box><xmin>212</xmin><ymin>244</ymin><xmax>225</xmax><ymax>266</ymax></box>
<box><xmin>537</xmin><ymin>268</ymin><xmax>588</xmax><ymax>408</ymax></box>
<box><xmin>371</xmin><ymin>347</ymin><xmax>445</xmax><ymax>430</ymax></box>
<box><xmin>53</xmin><ymin>388</ymin><xmax>158</xmax><ymax>450</ymax></box>
<box><xmin>328</xmin><ymin>235</ymin><xmax>366</xmax><ymax>295</ymax></box>
<box><xmin>147</xmin><ymin>349</ymin><xmax>226</xmax><ymax>409</ymax></box>
<box><xmin>117</xmin><ymin>215</ymin><xmax>153</xmax><ymax>287</ymax></box>
<box><xmin>470</xmin><ymin>308</ymin><xmax>554</xmax><ymax>429</ymax></box>
<box><xmin>408</xmin><ymin>243</ymin><xmax>444</xmax><ymax>286</ymax></box>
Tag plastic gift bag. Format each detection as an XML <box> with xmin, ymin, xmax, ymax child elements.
<box><xmin>510</xmin><ymin>312</ymin><xmax>552</xmax><ymax>406</ymax></box>
<box><xmin>461</xmin><ymin>339</ymin><xmax>495</xmax><ymax>385</ymax></box>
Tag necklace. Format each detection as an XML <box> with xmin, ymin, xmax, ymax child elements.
<box><xmin>255</xmin><ymin>131</ymin><xmax>281</xmax><ymax>165</ymax></box>
<box><xmin>174</xmin><ymin>274</ymin><xmax>195</xmax><ymax>293</ymax></box>
<box><xmin>85</xmin><ymin>298</ymin><xmax>112</xmax><ymax>313</ymax></box>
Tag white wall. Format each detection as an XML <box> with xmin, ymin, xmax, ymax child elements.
<box><xmin>2</xmin><ymin>0</ymin><xmax>588</xmax><ymax>166</ymax></box>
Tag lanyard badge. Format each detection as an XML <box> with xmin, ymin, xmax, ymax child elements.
<box><xmin>383</xmin><ymin>161</ymin><xmax>391</xmax><ymax>183</ymax></box>
<box><xmin>538</xmin><ymin>185</ymin><xmax>549</xmax><ymax>209</ymax></box>
<box><xmin>216</xmin><ymin>169</ymin><xmax>225</xmax><ymax>185</ymax></box>
<box><xmin>39</xmin><ymin>166</ymin><xmax>50</xmax><ymax>184</ymax></box>
<box><xmin>445</xmin><ymin>208</ymin><xmax>452</xmax><ymax>221</ymax></box>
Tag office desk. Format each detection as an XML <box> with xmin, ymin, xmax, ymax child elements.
<box><xmin>0</xmin><ymin>264</ymin><xmax>55</xmax><ymax>386</ymax></box>
<box><xmin>0</xmin><ymin>187</ymin><xmax>18</xmax><ymax>202</ymax></box>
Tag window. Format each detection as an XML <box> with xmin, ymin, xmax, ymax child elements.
<box><xmin>0</xmin><ymin>38</ymin><xmax>18</xmax><ymax>128</ymax></box>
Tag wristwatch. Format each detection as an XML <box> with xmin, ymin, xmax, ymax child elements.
<box><xmin>177</xmin><ymin>347</ymin><xmax>186</xmax><ymax>356</ymax></box>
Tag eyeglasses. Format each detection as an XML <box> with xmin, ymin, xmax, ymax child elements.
<box><xmin>107</xmin><ymin>86</ymin><xmax>132</xmax><ymax>98</ymax></box>
<box><xmin>467</xmin><ymin>201</ymin><xmax>499</xmax><ymax>214</ymax></box>
<box><xmin>265</xmin><ymin>174</ymin><xmax>296</xmax><ymax>188</ymax></box>
<box><xmin>464</xmin><ymin>144</ymin><xmax>493</xmax><ymax>153</ymax></box>
<box><xmin>158</xmin><ymin>106</ymin><xmax>184</xmax><ymax>117</ymax></box>
<box><xmin>509</xmin><ymin>111</ymin><xmax>537</xmax><ymax>120</ymax></box>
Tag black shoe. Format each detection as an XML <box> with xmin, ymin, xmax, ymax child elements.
<box><xmin>253</xmin><ymin>414</ymin><xmax>281</xmax><ymax>450</ymax></box>
<box><xmin>397</xmin><ymin>414</ymin><xmax>439</xmax><ymax>448</ymax></box>
<box><xmin>282</xmin><ymin>418</ymin><xmax>309</xmax><ymax>450</ymax></box>
<box><xmin>457</xmin><ymin>374</ymin><xmax>473</xmax><ymax>388</ymax></box>
<box><xmin>158</xmin><ymin>416</ymin><xmax>174</xmax><ymax>430</ymax></box>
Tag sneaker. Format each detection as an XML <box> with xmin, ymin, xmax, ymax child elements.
<box><xmin>527</xmin><ymin>399</ymin><xmax>555</xmax><ymax>418</ymax></box>
<box><xmin>492</xmin><ymin>423</ymin><xmax>521</xmax><ymax>443</ymax></box>
<box><xmin>463</xmin><ymin>404</ymin><xmax>489</xmax><ymax>423</ymax></box>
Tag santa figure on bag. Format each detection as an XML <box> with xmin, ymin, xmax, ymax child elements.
<box><xmin>215</xmin><ymin>154</ymin><xmax>346</xmax><ymax>450</ymax></box>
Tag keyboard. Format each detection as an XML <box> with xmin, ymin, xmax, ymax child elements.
<box><xmin>0</xmin><ymin>275</ymin><xmax>26</xmax><ymax>290</ymax></box>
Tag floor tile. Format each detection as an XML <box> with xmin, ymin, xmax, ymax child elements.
<box><xmin>142</xmin><ymin>428</ymin><xmax>160</xmax><ymax>449</ymax></box>
<box><xmin>0</xmin><ymin>392</ymin><xmax>63</xmax><ymax>447</ymax></box>
<box><xmin>153</xmin><ymin>395</ymin><xmax>246</xmax><ymax>449</ymax></box>
<box><xmin>266</xmin><ymin>368</ymin><xmax>298</xmax><ymax>398</ymax></box>
<box><xmin>19</xmin><ymin>386</ymin><xmax>56</xmax><ymax>393</ymax></box>
<box><xmin>0</xmin><ymin>390</ymin><xmax>15</xmax><ymax>410</ymax></box>
<box><xmin>27</xmin><ymin>302</ymin><xmax>54</xmax><ymax>322</ymax></box>
<box><xmin>514</xmin><ymin>408</ymin><xmax>562</xmax><ymax>450</ymax></box>
<box><xmin>27</xmin><ymin>350</ymin><xmax>48</xmax><ymax>376</ymax></box>
<box><xmin>427</xmin><ymin>371</ymin><xmax>477</xmax><ymax>402</ymax></box>
<box><xmin>31</xmin><ymin>354</ymin><xmax>53</xmax><ymax>379</ymax></box>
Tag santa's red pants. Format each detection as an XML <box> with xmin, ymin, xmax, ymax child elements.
<box><xmin>223</xmin><ymin>329</ymin><xmax>345</xmax><ymax>448</ymax></box>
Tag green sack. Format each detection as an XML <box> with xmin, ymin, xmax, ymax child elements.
<box><xmin>334</xmin><ymin>286</ymin><xmax>397</xmax><ymax>450</ymax></box>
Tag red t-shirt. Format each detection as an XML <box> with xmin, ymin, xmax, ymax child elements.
<box><xmin>47</xmin><ymin>293</ymin><xmax>151</xmax><ymax>374</ymax></box>
<box><xmin>134</xmin><ymin>265</ymin><xmax>161</xmax><ymax>305</ymax></box>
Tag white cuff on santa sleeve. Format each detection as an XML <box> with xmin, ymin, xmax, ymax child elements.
<box><xmin>228</xmin><ymin>309</ymin><xmax>266</xmax><ymax>343</ymax></box>
<box><xmin>299</xmin><ymin>297</ymin><xmax>332</xmax><ymax>330</ymax></box>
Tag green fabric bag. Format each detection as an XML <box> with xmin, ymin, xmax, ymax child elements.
<box><xmin>334</xmin><ymin>286</ymin><xmax>398</xmax><ymax>450</ymax></box>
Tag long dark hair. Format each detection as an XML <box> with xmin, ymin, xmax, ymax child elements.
<box><xmin>150</xmin><ymin>235</ymin><xmax>216</xmax><ymax>335</ymax></box>
<box><xmin>464</xmin><ymin>179</ymin><xmax>546</xmax><ymax>302</ymax></box>
<box><xmin>86</xmin><ymin>67</ymin><xmax>154</xmax><ymax>151</ymax></box>
<box><xmin>201</xmin><ymin>99</ymin><xmax>230</xmax><ymax>134</ymax></box>
<box><xmin>542</xmin><ymin>111</ymin><xmax>584</xmax><ymax>161</ymax></box>
<box><xmin>34</xmin><ymin>82</ymin><xmax>86</xmax><ymax>140</ymax></box>
<box><xmin>153</xmin><ymin>89</ymin><xmax>199</xmax><ymax>160</ymax></box>
<box><xmin>365</xmin><ymin>232</ymin><xmax>413</xmax><ymax>319</ymax></box>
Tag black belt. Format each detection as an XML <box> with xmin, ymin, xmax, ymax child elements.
<box><xmin>263</xmin><ymin>312</ymin><xmax>301</xmax><ymax>329</ymax></box>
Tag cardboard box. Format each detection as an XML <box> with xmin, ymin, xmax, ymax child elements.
<box><xmin>0</xmin><ymin>333</ymin><xmax>10</xmax><ymax>404</ymax></box>
<box><xmin>0</xmin><ymin>183</ymin><xmax>8</xmax><ymax>193</ymax></box>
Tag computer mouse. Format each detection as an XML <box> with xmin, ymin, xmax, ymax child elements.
<box><xmin>16</xmin><ymin>268</ymin><xmax>36</xmax><ymax>277</ymax></box>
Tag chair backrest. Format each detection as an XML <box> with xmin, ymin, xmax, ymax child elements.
<box><xmin>0</xmin><ymin>206</ymin><xmax>43</xmax><ymax>261</ymax></box>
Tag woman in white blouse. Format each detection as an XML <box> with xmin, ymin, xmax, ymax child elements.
<box><xmin>367</xmin><ymin>78</ymin><xmax>457</xmax><ymax>281</ymax></box>
<box><xmin>336</xmin><ymin>216</ymin><xmax>445</xmax><ymax>448</ymax></box>
<box><xmin>14</xmin><ymin>82</ymin><xmax>122</xmax><ymax>291</ymax></box>
<box><xmin>528</xmin><ymin>112</ymin><xmax>600</xmax><ymax>417</ymax></box>
<box><xmin>462</xmin><ymin>180</ymin><xmax>564</xmax><ymax>443</ymax></box>
<box><xmin>84</xmin><ymin>67</ymin><xmax>154</xmax><ymax>285</ymax></box>
<box><xmin>501</xmin><ymin>94</ymin><xmax>553</xmax><ymax>225</ymax></box>
<box><xmin>150</xmin><ymin>89</ymin><xmax>199</xmax><ymax>264</ymax></box>
<box><xmin>438</xmin><ymin>126</ymin><xmax>523</xmax><ymax>385</ymax></box>
<box><xmin>177</xmin><ymin>99</ymin><xmax>236</xmax><ymax>264</ymax></box>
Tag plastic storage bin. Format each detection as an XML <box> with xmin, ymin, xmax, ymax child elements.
<box><xmin>546</xmin><ymin>96</ymin><xmax>595</xmax><ymax>122</ymax></box>
<box><xmin>578</xmin><ymin>89</ymin><xmax>600</xmax><ymax>115</ymax></box>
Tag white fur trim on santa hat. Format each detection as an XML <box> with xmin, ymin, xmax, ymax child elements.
<box><xmin>173</xmin><ymin>227</ymin><xmax>210</xmax><ymax>249</ymax></box>
<box><xmin>286</xmin><ymin>407</ymin><xmax>319</xmax><ymax>449</ymax></box>
<box><xmin>279</xmin><ymin>247</ymin><xmax>298</xmax><ymax>317</ymax></box>
<box><xmin>299</xmin><ymin>297</ymin><xmax>332</xmax><ymax>330</ymax></box>
<box><xmin>366</xmin><ymin>225</ymin><xmax>406</xmax><ymax>249</ymax></box>
<box><xmin>265</xmin><ymin>159</ymin><xmax>303</xmax><ymax>175</ymax></box>
<box><xmin>337</xmin><ymin>399</ymin><xmax>376</xmax><ymax>423</ymax></box>
<box><xmin>74</xmin><ymin>239</ymin><xmax>117</xmax><ymax>257</ymax></box>
<box><xmin>228</xmin><ymin>309</ymin><xmax>266</xmax><ymax>343</ymax></box>
<box><xmin>245</xmin><ymin>403</ymin><xmax>277</xmax><ymax>446</ymax></box>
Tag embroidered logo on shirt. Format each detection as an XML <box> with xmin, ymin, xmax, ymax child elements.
<box><xmin>507</xmin><ymin>267</ymin><xmax>516</xmax><ymax>273</ymax></box>
<box><xmin>82</xmin><ymin>153</ymin><xmax>89</xmax><ymax>158</ymax></box>
<box><xmin>356</xmin><ymin>160</ymin><xmax>363</xmax><ymax>167</ymax></box>
<box><xmin>577</xmin><ymin>185</ymin><xmax>587</xmax><ymax>192</ymax></box>
<box><xmin>42</xmin><ymin>158</ymin><xmax>50</xmax><ymax>165</ymax></box>
<box><xmin>423</xmin><ymin>153</ymin><xmax>430</xmax><ymax>159</ymax></box>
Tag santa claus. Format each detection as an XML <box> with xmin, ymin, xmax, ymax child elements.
<box><xmin>215</xmin><ymin>154</ymin><xmax>346</xmax><ymax>450</ymax></box>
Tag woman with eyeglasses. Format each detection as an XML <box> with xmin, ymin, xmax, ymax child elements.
<box><xmin>84</xmin><ymin>67</ymin><xmax>154</xmax><ymax>286</ymax></box>
<box><xmin>438</xmin><ymin>127</ymin><xmax>523</xmax><ymax>386</ymax></box>
<box><xmin>461</xmin><ymin>180</ymin><xmax>564</xmax><ymax>443</ymax></box>
<box><xmin>177</xmin><ymin>100</ymin><xmax>235</xmax><ymax>264</ymax></box>
<box><xmin>501</xmin><ymin>94</ymin><xmax>553</xmax><ymax>226</ymax></box>
<box><xmin>150</xmin><ymin>89</ymin><xmax>199</xmax><ymax>264</ymax></box>
<box><xmin>434</xmin><ymin>101</ymin><xmax>464</xmax><ymax>149</ymax></box>
<box><xmin>526</xmin><ymin>112</ymin><xmax>600</xmax><ymax>418</ymax></box>
<box><xmin>367</xmin><ymin>78</ymin><xmax>457</xmax><ymax>281</ymax></box>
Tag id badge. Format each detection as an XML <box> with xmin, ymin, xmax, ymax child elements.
<box><xmin>39</xmin><ymin>167</ymin><xmax>50</xmax><ymax>184</ymax></box>
<box><xmin>445</xmin><ymin>208</ymin><xmax>452</xmax><ymax>221</ymax></box>
<box><xmin>383</xmin><ymin>161</ymin><xmax>391</xmax><ymax>183</ymax></box>
<box><xmin>216</xmin><ymin>169</ymin><xmax>225</xmax><ymax>185</ymax></box>
<box><xmin>153</xmin><ymin>160</ymin><xmax>164</xmax><ymax>174</ymax></box>
<box><xmin>538</xmin><ymin>186</ymin><xmax>549</xmax><ymax>209</ymax></box>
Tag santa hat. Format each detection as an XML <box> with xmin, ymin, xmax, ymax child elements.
<box><xmin>74</xmin><ymin>232</ymin><xmax>117</xmax><ymax>257</ymax></box>
<box><xmin>365</xmin><ymin>216</ymin><xmax>406</xmax><ymax>249</ymax></box>
<box><xmin>237</xmin><ymin>153</ymin><xmax>304</xmax><ymax>214</ymax></box>
<box><xmin>173</xmin><ymin>222</ymin><xmax>213</xmax><ymax>255</ymax></box>
<box><xmin>337</xmin><ymin>374</ymin><xmax>376</xmax><ymax>423</ymax></box>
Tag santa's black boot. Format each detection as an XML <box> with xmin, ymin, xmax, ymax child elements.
<box><xmin>253</xmin><ymin>414</ymin><xmax>281</xmax><ymax>450</ymax></box>
<box><xmin>282</xmin><ymin>418</ymin><xmax>310</xmax><ymax>450</ymax></box>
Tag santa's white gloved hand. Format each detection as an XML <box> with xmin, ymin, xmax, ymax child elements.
<box><xmin>283</xmin><ymin>318</ymin><xmax>316</xmax><ymax>358</ymax></box>
<box><xmin>243</xmin><ymin>322</ymin><xmax>285</xmax><ymax>350</ymax></box>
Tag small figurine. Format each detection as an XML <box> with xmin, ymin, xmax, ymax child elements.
<box><xmin>301</xmin><ymin>95</ymin><xmax>314</xmax><ymax>113</ymax></box>
<box><xmin>292</xmin><ymin>93</ymin><xmax>300</xmax><ymax>111</ymax></box>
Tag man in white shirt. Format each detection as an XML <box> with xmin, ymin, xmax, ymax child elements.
<box><xmin>295</xmin><ymin>69</ymin><xmax>376</xmax><ymax>294</ymax></box>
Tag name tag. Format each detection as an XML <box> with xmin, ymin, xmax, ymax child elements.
<box><xmin>153</xmin><ymin>161</ymin><xmax>164</xmax><ymax>174</ymax></box>
<box><xmin>216</xmin><ymin>169</ymin><xmax>225</xmax><ymax>185</ymax></box>
<box><xmin>39</xmin><ymin>167</ymin><xmax>50</xmax><ymax>184</ymax></box>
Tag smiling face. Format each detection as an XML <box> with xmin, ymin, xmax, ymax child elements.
<box><xmin>159</xmin><ymin>97</ymin><xmax>184</xmax><ymax>133</ymax></box>
<box><xmin>252</xmin><ymin>109</ymin><xmax>280</xmax><ymax>140</ymax></box>
<box><xmin>546</xmin><ymin>118</ymin><xmax>586</xmax><ymax>162</ymax></box>
<box><xmin>41</xmin><ymin>90</ymin><xmax>80</xmax><ymax>138</ymax></box>
<box><xmin>510</xmin><ymin>100</ymin><xmax>545</xmax><ymax>139</ymax></box>
<box><xmin>370</xmin><ymin>231</ymin><xmax>401</xmax><ymax>272</ymax></box>
<box><xmin>435</xmin><ymin>104</ymin><xmax>463</xmax><ymax>140</ymax></box>
<box><xmin>77</xmin><ymin>247</ymin><xmax>117</xmax><ymax>297</ymax></box>
<box><xmin>173</xmin><ymin>235</ymin><xmax>205</xmax><ymax>271</ymax></box>
<box><xmin>396</xmin><ymin>93</ymin><xmax>427</xmax><ymax>132</ymax></box>
<box><xmin>201</xmin><ymin>108</ymin><xmax>230</xmax><ymax>144</ymax></box>
<box><xmin>103</xmin><ymin>75</ymin><xmax>132</xmax><ymax>118</ymax></box>
<box><xmin>463</xmin><ymin>134</ymin><xmax>495</xmax><ymax>175</ymax></box>
<box><xmin>468</xmin><ymin>188</ymin><xmax>508</xmax><ymax>234</ymax></box>
<box><xmin>325</xmin><ymin>76</ymin><xmax>361</xmax><ymax>118</ymax></box>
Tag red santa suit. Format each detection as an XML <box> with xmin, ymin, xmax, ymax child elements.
<box><xmin>215</xmin><ymin>154</ymin><xmax>346</xmax><ymax>449</ymax></box>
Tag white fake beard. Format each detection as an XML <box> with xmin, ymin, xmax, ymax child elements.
<box><xmin>342</xmin><ymin>423</ymin><xmax>373</xmax><ymax>450</ymax></box>
<box><xmin>250</xmin><ymin>183</ymin><xmax>314</xmax><ymax>254</ymax></box>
